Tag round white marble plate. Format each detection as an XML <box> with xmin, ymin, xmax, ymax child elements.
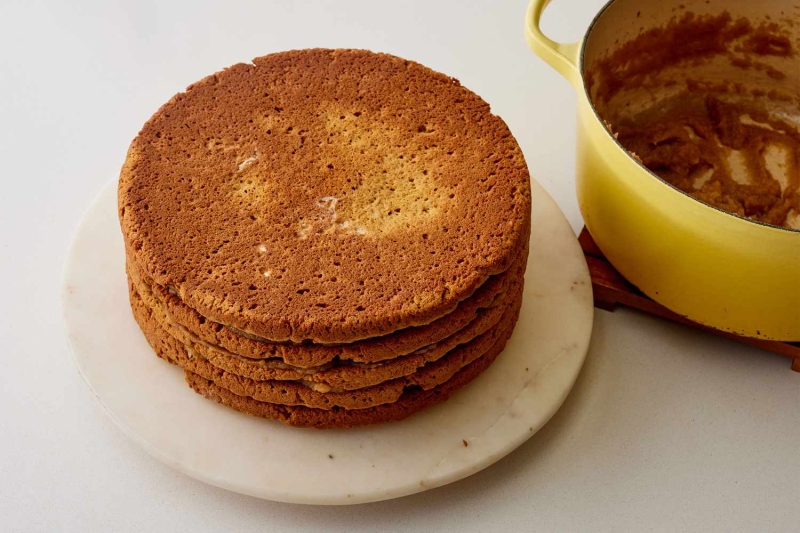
<box><xmin>63</xmin><ymin>178</ymin><xmax>593</xmax><ymax>505</ymax></box>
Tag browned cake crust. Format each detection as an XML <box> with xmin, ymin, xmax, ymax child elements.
<box><xmin>182</xmin><ymin>326</ymin><xmax>513</xmax><ymax>429</ymax></box>
<box><xmin>129</xmin><ymin>276</ymin><xmax>521</xmax><ymax>410</ymax></box>
<box><xmin>126</xmin><ymin>241</ymin><xmax>526</xmax><ymax>368</ymax></box>
<box><xmin>120</xmin><ymin>48</ymin><xmax>531</xmax><ymax>343</ymax></box>
<box><xmin>142</xmin><ymin>275</ymin><xmax>521</xmax><ymax>391</ymax></box>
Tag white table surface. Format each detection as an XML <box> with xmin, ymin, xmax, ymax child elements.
<box><xmin>1</xmin><ymin>0</ymin><xmax>797</xmax><ymax>531</ymax></box>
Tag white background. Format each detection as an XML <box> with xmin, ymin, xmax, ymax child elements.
<box><xmin>1</xmin><ymin>0</ymin><xmax>798</xmax><ymax>531</ymax></box>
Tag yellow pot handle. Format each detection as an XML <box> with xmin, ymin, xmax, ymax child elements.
<box><xmin>525</xmin><ymin>0</ymin><xmax>583</xmax><ymax>88</ymax></box>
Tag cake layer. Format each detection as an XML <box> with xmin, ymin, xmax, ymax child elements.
<box><xmin>120</xmin><ymin>48</ymin><xmax>531</xmax><ymax>344</ymax></box>
<box><xmin>182</xmin><ymin>328</ymin><xmax>513</xmax><ymax>430</ymax></box>
<box><xmin>129</xmin><ymin>277</ymin><xmax>522</xmax><ymax>410</ymax></box>
<box><xmin>125</xmin><ymin>241</ymin><xmax>526</xmax><ymax>368</ymax></box>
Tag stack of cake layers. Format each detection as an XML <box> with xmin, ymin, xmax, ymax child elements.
<box><xmin>120</xmin><ymin>49</ymin><xmax>532</xmax><ymax>429</ymax></box>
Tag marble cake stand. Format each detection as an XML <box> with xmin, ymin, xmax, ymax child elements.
<box><xmin>62</xmin><ymin>178</ymin><xmax>593</xmax><ymax>505</ymax></box>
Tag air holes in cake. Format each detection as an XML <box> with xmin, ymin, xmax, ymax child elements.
<box><xmin>297</xmin><ymin>288</ymin><xmax>310</xmax><ymax>295</ymax></box>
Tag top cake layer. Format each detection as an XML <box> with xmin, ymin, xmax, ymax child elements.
<box><xmin>119</xmin><ymin>49</ymin><xmax>531</xmax><ymax>343</ymax></box>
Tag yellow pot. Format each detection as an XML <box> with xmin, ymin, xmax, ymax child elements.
<box><xmin>525</xmin><ymin>0</ymin><xmax>800</xmax><ymax>341</ymax></box>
